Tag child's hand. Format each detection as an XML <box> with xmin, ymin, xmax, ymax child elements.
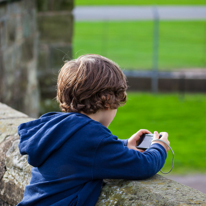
<box><xmin>127</xmin><ymin>129</ymin><xmax>151</xmax><ymax>152</ymax></box>
<box><xmin>152</xmin><ymin>131</ymin><xmax>170</xmax><ymax>152</ymax></box>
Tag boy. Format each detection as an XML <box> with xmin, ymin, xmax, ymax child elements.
<box><xmin>18</xmin><ymin>54</ymin><xmax>169</xmax><ymax>206</ymax></box>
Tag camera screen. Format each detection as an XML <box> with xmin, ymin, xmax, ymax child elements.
<box><xmin>137</xmin><ymin>134</ymin><xmax>153</xmax><ymax>149</ymax></box>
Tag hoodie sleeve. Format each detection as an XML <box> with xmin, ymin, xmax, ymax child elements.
<box><xmin>93</xmin><ymin>135</ymin><xmax>166</xmax><ymax>180</ymax></box>
<box><xmin>119</xmin><ymin>139</ymin><xmax>128</xmax><ymax>146</ymax></box>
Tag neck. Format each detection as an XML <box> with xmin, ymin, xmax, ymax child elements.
<box><xmin>81</xmin><ymin>109</ymin><xmax>111</xmax><ymax>128</ymax></box>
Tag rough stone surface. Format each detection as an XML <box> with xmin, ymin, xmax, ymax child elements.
<box><xmin>0</xmin><ymin>103</ymin><xmax>28</xmax><ymax>119</ymax></box>
<box><xmin>1</xmin><ymin>103</ymin><xmax>206</xmax><ymax>206</ymax></box>
<box><xmin>36</xmin><ymin>0</ymin><xmax>74</xmax><ymax>11</ymax></box>
<box><xmin>0</xmin><ymin>0</ymin><xmax>73</xmax><ymax>117</ymax></box>
<box><xmin>96</xmin><ymin>177</ymin><xmax>206</xmax><ymax>206</ymax></box>
<box><xmin>0</xmin><ymin>103</ymin><xmax>33</xmax><ymax>205</ymax></box>
<box><xmin>38</xmin><ymin>13</ymin><xmax>73</xmax><ymax>43</ymax></box>
<box><xmin>0</xmin><ymin>199</ymin><xmax>10</xmax><ymax>206</ymax></box>
<box><xmin>0</xmin><ymin>0</ymin><xmax>39</xmax><ymax>118</ymax></box>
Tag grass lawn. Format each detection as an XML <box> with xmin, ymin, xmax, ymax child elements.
<box><xmin>73</xmin><ymin>21</ymin><xmax>206</xmax><ymax>70</ymax></box>
<box><xmin>108</xmin><ymin>93</ymin><xmax>206</xmax><ymax>174</ymax></box>
<box><xmin>75</xmin><ymin>0</ymin><xmax>206</xmax><ymax>6</ymax></box>
<box><xmin>41</xmin><ymin>93</ymin><xmax>206</xmax><ymax>174</ymax></box>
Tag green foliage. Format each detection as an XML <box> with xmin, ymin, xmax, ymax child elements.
<box><xmin>108</xmin><ymin>93</ymin><xmax>206</xmax><ymax>174</ymax></box>
<box><xmin>73</xmin><ymin>21</ymin><xmax>206</xmax><ymax>70</ymax></box>
<box><xmin>75</xmin><ymin>0</ymin><xmax>206</xmax><ymax>5</ymax></box>
<box><xmin>40</xmin><ymin>99</ymin><xmax>60</xmax><ymax>116</ymax></box>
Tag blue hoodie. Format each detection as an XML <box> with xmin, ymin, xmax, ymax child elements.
<box><xmin>18</xmin><ymin>112</ymin><xmax>166</xmax><ymax>206</ymax></box>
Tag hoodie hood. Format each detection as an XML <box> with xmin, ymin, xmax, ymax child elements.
<box><xmin>18</xmin><ymin>112</ymin><xmax>92</xmax><ymax>167</ymax></box>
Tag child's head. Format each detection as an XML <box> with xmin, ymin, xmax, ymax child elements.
<box><xmin>56</xmin><ymin>54</ymin><xmax>127</xmax><ymax>114</ymax></box>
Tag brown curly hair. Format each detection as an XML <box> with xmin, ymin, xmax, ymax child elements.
<box><xmin>56</xmin><ymin>54</ymin><xmax>127</xmax><ymax>114</ymax></box>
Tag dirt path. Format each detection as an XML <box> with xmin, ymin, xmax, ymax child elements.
<box><xmin>167</xmin><ymin>175</ymin><xmax>206</xmax><ymax>194</ymax></box>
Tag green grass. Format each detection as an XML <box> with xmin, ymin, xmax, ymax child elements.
<box><xmin>73</xmin><ymin>21</ymin><xmax>206</xmax><ymax>70</ymax></box>
<box><xmin>42</xmin><ymin>93</ymin><xmax>206</xmax><ymax>174</ymax></box>
<box><xmin>75</xmin><ymin>0</ymin><xmax>206</xmax><ymax>6</ymax></box>
<box><xmin>108</xmin><ymin>93</ymin><xmax>206</xmax><ymax>174</ymax></box>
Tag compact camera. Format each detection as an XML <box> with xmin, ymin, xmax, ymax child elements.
<box><xmin>136</xmin><ymin>134</ymin><xmax>162</xmax><ymax>150</ymax></box>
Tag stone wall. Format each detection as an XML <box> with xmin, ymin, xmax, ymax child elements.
<box><xmin>0</xmin><ymin>103</ymin><xmax>33</xmax><ymax>205</ymax></box>
<box><xmin>0</xmin><ymin>0</ymin><xmax>39</xmax><ymax>118</ymax></box>
<box><xmin>0</xmin><ymin>102</ymin><xmax>206</xmax><ymax>205</ymax></box>
<box><xmin>36</xmin><ymin>0</ymin><xmax>73</xmax><ymax>114</ymax></box>
<box><xmin>0</xmin><ymin>0</ymin><xmax>74</xmax><ymax>118</ymax></box>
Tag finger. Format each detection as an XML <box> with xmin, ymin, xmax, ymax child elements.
<box><xmin>153</xmin><ymin>131</ymin><xmax>159</xmax><ymax>140</ymax></box>
<box><xmin>130</xmin><ymin>129</ymin><xmax>151</xmax><ymax>142</ymax></box>
<box><xmin>137</xmin><ymin>129</ymin><xmax>151</xmax><ymax>136</ymax></box>
<box><xmin>160</xmin><ymin>132</ymin><xmax>169</xmax><ymax>140</ymax></box>
<box><xmin>160</xmin><ymin>132</ymin><xmax>168</xmax><ymax>136</ymax></box>
<box><xmin>133</xmin><ymin>129</ymin><xmax>151</xmax><ymax>143</ymax></box>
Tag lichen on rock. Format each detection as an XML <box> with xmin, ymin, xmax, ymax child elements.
<box><xmin>4</xmin><ymin>140</ymin><xmax>32</xmax><ymax>189</ymax></box>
